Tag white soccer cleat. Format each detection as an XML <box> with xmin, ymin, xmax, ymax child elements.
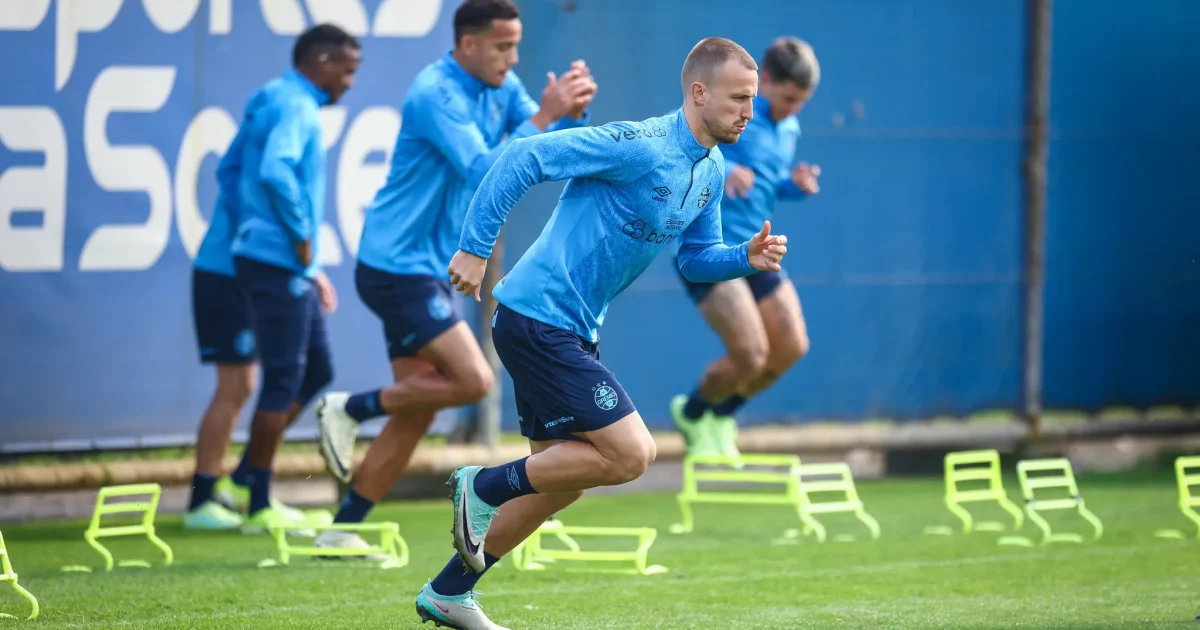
<box><xmin>448</xmin><ymin>466</ymin><xmax>499</xmax><ymax>572</ymax></box>
<box><xmin>415</xmin><ymin>581</ymin><xmax>509</xmax><ymax>630</ymax></box>
<box><xmin>313</xmin><ymin>529</ymin><xmax>391</xmax><ymax>562</ymax></box>
<box><xmin>317</xmin><ymin>392</ymin><xmax>359</xmax><ymax>483</ymax></box>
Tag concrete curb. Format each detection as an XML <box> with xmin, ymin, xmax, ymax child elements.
<box><xmin>3</xmin><ymin>418</ymin><xmax>1198</xmax><ymax>492</ymax></box>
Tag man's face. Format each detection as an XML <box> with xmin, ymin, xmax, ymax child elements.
<box><xmin>760</xmin><ymin>72</ymin><xmax>813</xmax><ymax>121</ymax></box>
<box><xmin>700</xmin><ymin>59</ymin><xmax>759</xmax><ymax>144</ymax></box>
<box><xmin>316</xmin><ymin>45</ymin><xmax>362</xmax><ymax>104</ymax></box>
<box><xmin>462</xmin><ymin>18</ymin><xmax>522</xmax><ymax>87</ymax></box>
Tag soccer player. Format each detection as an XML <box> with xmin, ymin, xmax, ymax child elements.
<box><xmin>670</xmin><ymin>37</ymin><xmax>821</xmax><ymax>461</ymax></box>
<box><xmin>227</xmin><ymin>23</ymin><xmax>362</xmax><ymax>533</ymax></box>
<box><xmin>413</xmin><ymin>37</ymin><xmax>788</xmax><ymax>628</ymax></box>
<box><xmin>311</xmin><ymin>0</ymin><xmax>596</xmax><ymax>555</ymax></box>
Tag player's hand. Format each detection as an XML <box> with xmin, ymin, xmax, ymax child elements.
<box><xmin>295</xmin><ymin>240</ymin><xmax>314</xmax><ymax>267</ymax></box>
<box><xmin>448</xmin><ymin>250</ymin><xmax>488</xmax><ymax>303</ymax></box>
<box><xmin>725</xmin><ymin>164</ymin><xmax>755</xmax><ymax>199</ymax></box>
<box><xmin>746</xmin><ymin>221</ymin><xmax>787</xmax><ymax>272</ymax></box>
<box><xmin>314</xmin><ymin>271</ymin><xmax>338</xmax><ymax>314</ymax></box>
<box><xmin>539</xmin><ymin>66</ymin><xmax>591</xmax><ymax>121</ymax></box>
<box><xmin>563</xmin><ymin>60</ymin><xmax>597</xmax><ymax>120</ymax></box>
<box><xmin>791</xmin><ymin>162</ymin><xmax>821</xmax><ymax>195</ymax></box>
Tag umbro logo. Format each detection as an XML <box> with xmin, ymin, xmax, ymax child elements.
<box><xmin>652</xmin><ymin>186</ymin><xmax>671</xmax><ymax>203</ymax></box>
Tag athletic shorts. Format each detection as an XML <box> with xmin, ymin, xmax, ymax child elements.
<box><xmin>492</xmin><ymin>303</ymin><xmax>637</xmax><ymax>442</ymax></box>
<box><xmin>675</xmin><ymin>256</ymin><xmax>788</xmax><ymax>305</ymax></box>
<box><xmin>355</xmin><ymin>263</ymin><xmax>462</xmax><ymax>359</ymax></box>
<box><xmin>192</xmin><ymin>268</ymin><xmax>257</xmax><ymax>364</ymax></box>
<box><xmin>233</xmin><ymin>256</ymin><xmax>333</xmax><ymax>413</ymax></box>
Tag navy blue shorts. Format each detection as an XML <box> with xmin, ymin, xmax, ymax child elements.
<box><xmin>234</xmin><ymin>256</ymin><xmax>333</xmax><ymax>413</ymax></box>
<box><xmin>192</xmin><ymin>268</ymin><xmax>257</xmax><ymax>364</ymax></box>
<box><xmin>675</xmin><ymin>256</ymin><xmax>789</xmax><ymax>305</ymax></box>
<box><xmin>492</xmin><ymin>303</ymin><xmax>637</xmax><ymax>442</ymax></box>
<box><xmin>355</xmin><ymin>262</ymin><xmax>462</xmax><ymax>359</ymax></box>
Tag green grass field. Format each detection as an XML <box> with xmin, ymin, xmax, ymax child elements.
<box><xmin>1</xmin><ymin>470</ymin><xmax>1196</xmax><ymax>629</ymax></box>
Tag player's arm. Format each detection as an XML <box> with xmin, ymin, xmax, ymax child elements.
<box><xmin>458</xmin><ymin>123</ymin><xmax>654</xmax><ymax>260</ymax></box>
<box><xmin>258</xmin><ymin>101</ymin><xmax>316</xmax><ymax>246</ymax></box>
<box><xmin>508</xmin><ymin>73</ymin><xmax>591</xmax><ymax>134</ymax></box>
<box><xmin>676</xmin><ymin>194</ymin><xmax>757</xmax><ymax>283</ymax></box>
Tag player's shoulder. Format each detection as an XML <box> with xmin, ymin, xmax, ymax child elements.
<box><xmin>406</xmin><ymin>60</ymin><xmax>470</xmax><ymax>111</ymax></box>
<box><xmin>261</xmin><ymin>76</ymin><xmax>320</xmax><ymax>120</ymax></box>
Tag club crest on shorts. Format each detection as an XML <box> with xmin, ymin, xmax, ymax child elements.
<box><xmin>697</xmin><ymin>185</ymin><xmax>711</xmax><ymax>209</ymax></box>
<box><xmin>592</xmin><ymin>381</ymin><xmax>618</xmax><ymax>411</ymax></box>
<box><xmin>428</xmin><ymin>294</ymin><xmax>453</xmax><ymax>321</ymax></box>
<box><xmin>234</xmin><ymin>329</ymin><xmax>256</xmax><ymax>357</ymax></box>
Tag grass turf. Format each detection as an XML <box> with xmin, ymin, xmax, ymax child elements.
<box><xmin>0</xmin><ymin>469</ymin><xmax>1196</xmax><ymax>629</ymax></box>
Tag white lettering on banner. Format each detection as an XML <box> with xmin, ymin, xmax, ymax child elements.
<box><xmin>259</xmin><ymin>0</ymin><xmax>307</xmax><ymax>35</ymax></box>
<box><xmin>374</xmin><ymin>0</ymin><xmax>441</xmax><ymax>37</ymax></box>
<box><xmin>141</xmin><ymin>0</ymin><xmax>204</xmax><ymax>34</ymax></box>
<box><xmin>209</xmin><ymin>0</ymin><xmax>233</xmax><ymax>34</ymax></box>
<box><xmin>56</xmin><ymin>0</ymin><xmax>124</xmax><ymax>91</ymax></box>
<box><xmin>0</xmin><ymin>107</ymin><xmax>67</xmax><ymax>272</ymax></box>
<box><xmin>305</xmin><ymin>0</ymin><xmax>369</xmax><ymax>36</ymax></box>
<box><xmin>338</xmin><ymin>107</ymin><xmax>401</xmax><ymax>258</ymax></box>
<box><xmin>175</xmin><ymin>106</ymin><xmax>237</xmax><ymax>257</ymax></box>
<box><xmin>0</xmin><ymin>0</ymin><xmax>51</xmax><ymax>30</ymax></box>
<box><xmin>80</xmin><ymin>67</ymin><xmax>176</xmax><ymax>271</ymax></box>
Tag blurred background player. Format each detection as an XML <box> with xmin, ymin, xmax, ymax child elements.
<box><xmin>224</xmin><ymin>24</ymin><xmax>361</xmax><ymax>534</ymax></box>
<box><xmin>670</xmin><ymin>37</ymin><xmax>822</xmax><ymax>461</ymax></box>
<box><xmin>414</xmin><ymin>37</ymin><xmax>788</xmax><ymax>628</ymax></box>
<box><xmin>182</xmin><ymin>25</ymin><xmax>362</xmax><ymax>531</ymax></box>
<box><xmin>311</xmin><ymin>0</ymin><xmax>597</xmax><ymax>555</ymax></box>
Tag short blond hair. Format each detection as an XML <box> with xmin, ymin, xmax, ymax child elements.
<box><xmin>681</xmin><ymin>37</ymin><xmax>758</xmax><ymax>92</ymax></box>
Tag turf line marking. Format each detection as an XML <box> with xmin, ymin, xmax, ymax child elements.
<box><xmin>63</xmin><ymin>543</ymin><xmax>1162</xmax><ymax>628</ymax></box>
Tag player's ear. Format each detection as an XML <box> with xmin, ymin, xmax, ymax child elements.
<box><xmin>691</xmin><ymin>81</ymin><xmax>706</xmax><ymax>106</ymax></box>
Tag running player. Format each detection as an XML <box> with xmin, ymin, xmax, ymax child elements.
<box><xmin>416</xmin><ymin>37</ymin><xmax>787</xmax><ymax>628</ymax></box>
<box><xmin>228</xmin><ymin>24</ymin><xmax>361</xmax><ymax>533</ymax></box>
<box><xmin>311</xmin><ymin>0</ymin><xmax>596</xmax><ymax>555</ymax></box>
<box><xmin>671</xmin><ymin>37</ymin><xmax>821</xmax><ymax>460</ymax></box>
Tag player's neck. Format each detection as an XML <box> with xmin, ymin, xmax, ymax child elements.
<box><xmin>450</xmin><ymin>49</ymin><xmax>480</xmax><ymax>81</ymax></box>
<box><xmin>682</xmin><ymin>104</ymin><xmax>718</xmax><ymax>149</ymax></box>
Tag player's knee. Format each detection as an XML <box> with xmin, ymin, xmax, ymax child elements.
<box><xmin>216</xmin><ymin>369</ymin><xmax>256</xmax><ymax>407</ymax></box>
<box><xmin>296</xmin><ymin>358</ymin><xmax>334</xmax><ymax>409</ymax></box>
<box><xmin>730</xmin><ymin>340</ymin><xmax>769</xmax><ymax>378</ymax></box>
<box><xmin>773</xmin><ymin>331</ymin><xmax>810</xmax><ymax>370</ymax></box>
<box><xmin>456</xmin><ymin>362</ymin><xmax>494</xmax><ymax>403</ymax></box>
<box><xmin>259</xmin><ymin>363</ymin><xmax>302</xmax><ymax>413</ymax></box>
<box><xmin>609</xmin><ymin>437</ymin><xmax>656</xmax><ymax>484</ymax></box>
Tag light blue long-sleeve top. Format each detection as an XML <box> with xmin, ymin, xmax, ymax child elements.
<box><xmin>718</xmin><ymin>95</ymin><xmax>808</xmax><ymax>244</ymax></box>
<box><xmin>357</xmin><ymin>52</ymin><xmax>590</xmax><ymax>277</ymax></box>
<box><xmin>193</xmin><ymin>126</ymin><xmax>248</xmax><ymax>277</ymax></box>
<box><xmin>460</xmin><ymin>108</ymin><xmax>761</xmax><ymax>342</ymax></box>
<box><xmin>229</xmin><ymin>69</ymin><xmax>330</xmax><ymax>277</ymax></box>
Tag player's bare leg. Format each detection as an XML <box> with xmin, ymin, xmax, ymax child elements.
<box><xmin>185</xmin><ymin>363</ymin><xmax>256</xmax><ymax>530</ymax></box>
<box><xmin>318</xmin><ymin>327</ymin><xmax>492</xmax><ymax>556</ymax></box>
<box><xmin>739</xmin><ymin>280</ymin><xmax>809</xmax><ymax>398</ymax></box>
<box><xmin>448</xmin><ymin>412</ymin><xmax>655</xmax><ymax>571</ymax></box>
<box><xmin>672</xmin><ymin>279</ymin><xmax>767</xmax><ymax>458</ymax></box>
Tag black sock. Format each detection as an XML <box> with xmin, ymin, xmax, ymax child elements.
<box><xmin>248</xmin><ymin>468</ymin><xmax>272</xmax><ymax>515</ymax></box>
<box><xmin>430</xmin><ymin>553</ymin><xmax>501</xmax><ymax>595</ymax></box>
<box><xmin>711</xmin><ymin>395</ymin><xmax>747</xmax><ymax>417</ymax></box>
<box><xmin>188</xmin><ymin>473</ymin><xmax>217</xmax><ymax>511</ymax></box>
<box><xmin>683</xmin><ymin>388</ymin><xmax>710</xmax><ymax>420</ymax></box>
<box><xmin>472</xmin><ymin>458</ymin><xmax>537</xmax><ymax>508</ymax></box>
<box><xmin>332</xmin><ymin>489</ymin><xmax>376</xmax><ymax>523</ymax></box>
<box><xmin>344</xmin><ymin>390</ymin><xmax>383</xmax><ymax>422</ymax></box>
<box><xmin>230</xmin><ymin>449</ymin><xmax>253</xmax><ymax>486</ymax></box>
